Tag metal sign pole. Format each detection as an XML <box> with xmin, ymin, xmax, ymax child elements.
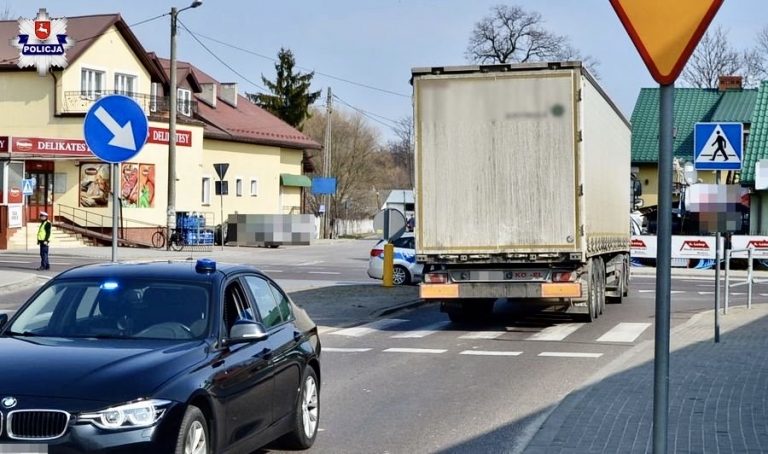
<box><xmin>653</xmin><ymin>82</ymin><xmax>674</xmax><ymax>454</ymax></box>
<box><xmin>111</xmin><ymin>162</ymin><xmax>119</xmax><ymax>263</ymax></box>
<box><xmin>714</xmin><ymin>170</ymin><xmax>721</xmax><ymax>342</ymax></box>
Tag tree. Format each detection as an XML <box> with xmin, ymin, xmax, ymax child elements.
<box><xmin>247</xmin><ymin>48</ymin><xmax>320</xmax><ymax>130</ymax></box>
<box><xmin>1</xmin><ymin>4</ymin><xmax>13</xmax><ymax>20</ymax></box>
<box><xmin>748</xmin><ymin>26</ymin><xmax>768</xmax><ymax>83</ymax></box>
<box><xmin>302</xmin><ymin>107</ymin><xmax>385</xmax><ymax>222</ymax></box>
<box><xmin>681</xmin><ymin>26</ymin><xmax>744</xmax><ymax>88</ymax></box>
<box><xmin>465</xmin><ymin>4</ymin><xmax>599</xmax><ymax>73</ymax></box>
<box><xmin>386</xmin><ymin>117</ymin><xmax>414</xmax><ymax>188</ymax></box>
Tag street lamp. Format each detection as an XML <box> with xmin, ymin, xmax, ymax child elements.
<box><xmin>167</xmin><ymin>0</ymin><xmax>202</xmax><ymax>249</ymax></box>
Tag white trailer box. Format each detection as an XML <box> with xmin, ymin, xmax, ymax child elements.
<box><xmin>412</xmin><ymin>62</ymin><xmax>631</xmax><ymax>322</ymax></box>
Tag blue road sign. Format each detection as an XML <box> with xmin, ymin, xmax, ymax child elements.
<box><xmin>21</xmin><ymin>178</ymin><xmax>34</xmax><ymax>195</ymax></box>
<box><xmin>83</xmin><ymin>95</ymin><xmax>148</xmax><ymax>163</ymax></box>
<box><xmin>694</xmin><ymin>122</ymin><xmax>743</xmax><ymax>171</ymax></box>
<box><xmin>311</xmin><ymin>177</ymin><xmax>337</xmax><ymax>195</ymax></box>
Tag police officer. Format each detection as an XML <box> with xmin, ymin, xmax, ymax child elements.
<box><xmin>37</xmin><ymin>211</ymin><xmax>51</xmax><ymax>271</ymax></box>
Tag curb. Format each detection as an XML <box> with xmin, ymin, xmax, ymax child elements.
<box><xmin>0</xmin><ymin>275</ymin><xmax>49</xmax><ymax>295</ymax></box>
<box><xmin>372</xmin><ymin>298</ymin><xmax>430</xmax><ymax>318</ymax></box>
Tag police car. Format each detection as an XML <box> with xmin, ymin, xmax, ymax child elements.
<box><xmin>367</xmin><ymin>233</ymin><xmax>423</xmax><ymax>285</ymax></box>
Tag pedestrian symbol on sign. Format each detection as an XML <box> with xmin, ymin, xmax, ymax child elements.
<box><xmin>694</xmin><ymin>122</ymin><xmax>743</xmax><ymax>171</ymax></box>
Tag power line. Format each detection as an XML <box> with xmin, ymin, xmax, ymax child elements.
<box><xmin>189</xmin><ymin>30</ymin><xmax>411</xmax><ymax>99</ymax></box>
<box><xmin>332</xmin><ymin>94</ymin><xmax>401</xmax><ymax>131</ymax></box>
<box><xmin>177</xmin><ymin>18</ymin><xmax>269</xmax><ymax>94</ymax></box>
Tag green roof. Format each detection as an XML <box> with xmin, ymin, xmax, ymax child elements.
<box><xmin>742</xmin><ymin>81</ymin><xmax>768</xmax><ymax>183</ymax></box>
<box><xmin>711</xmin><ymin>90</ymin><xmax>758</xmax><ymax>122</ymax></box>
<box><xmin>280</xmin><ymin>173</ymin><xmax>311</xmax><ymax>187</ymax></box>
<box><xmin>631</xmin><ymin>88</ymin><xmax>722</xmax><ymax>163</ymax></box>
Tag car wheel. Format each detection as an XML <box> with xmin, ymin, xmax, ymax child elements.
<box><xmin>175</xmin><ymin>405</ymin><xmax>209</xmax><ymax>454</ymax></box>
<box><xmin>282</xmin><ymin>366</ymin><xmax>320</xmax><ymax>449</ymax></box>
<box><xmin>392</xmin><ymin>265</ymin><xmax>411</xmax><ymax>285</ymax></box>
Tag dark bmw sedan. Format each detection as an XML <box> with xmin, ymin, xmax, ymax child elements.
<box><xmin>0</xmin><ymin>259</ymin><xmax>321</xmax><ymax>454</ymax></box>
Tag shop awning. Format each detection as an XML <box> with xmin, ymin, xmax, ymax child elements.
<box><xmin>280</xmin><ymin>173</ymin><xmax>312</xmax><ymax>187</ymax></box>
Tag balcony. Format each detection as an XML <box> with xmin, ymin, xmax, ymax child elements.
<box><xmin>60</xmin><ymin>91</ymin><xmax>198</xmax><ymax>118</ymax></box>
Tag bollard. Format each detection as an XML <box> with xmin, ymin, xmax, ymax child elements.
<box><xmin>382</xmin><ymin>243</ymin><xmax>394</xmax><ymax>287</ymax></box>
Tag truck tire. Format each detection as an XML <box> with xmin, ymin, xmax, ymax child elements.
<box><xmin>584</xmin><ymin>260</ymin><xmax>599</xmax><ymax>322</ymax></box>
<box><xmin>446</xmin><ymin>299</ymin><xmax>494</xmax><ymax>323</ymax></box>
<box><xmin>597</xmin><ymin>258</ymin><xmax>606</xmax><ymax>315</ymax></box>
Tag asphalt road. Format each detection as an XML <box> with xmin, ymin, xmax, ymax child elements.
<box><xmin>1</xmin><ymin>244</ymin><xmax>761</xmax><ymax>453</ymax></box>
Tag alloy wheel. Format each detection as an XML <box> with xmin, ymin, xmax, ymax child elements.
<box><xmin>302</xmin><ymin>375</ymin><xmax>319</xmax><ymax>439</ymax></box>
<box><xmin>184</xmin><ymin>420</ymin><xmax>207</xmax><ymax>454</ymax></box>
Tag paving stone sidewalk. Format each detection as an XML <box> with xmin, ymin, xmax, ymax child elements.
<box><xmin>524</xmin><ymin>303</ymin><xmax>768</xmax><ymax>453</ymax></box>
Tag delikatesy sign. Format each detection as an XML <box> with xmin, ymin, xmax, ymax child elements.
<box><xmin>10</xmin><ymin>8</ymin><xmax>75</xmax><ymax>76</ymax></box>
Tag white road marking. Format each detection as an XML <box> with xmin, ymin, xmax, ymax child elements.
<box><xmin>297</xmin><ymin>260</ymin><xmax>324</xmax><ymax>266</ymax></box>
<box><xmin>0</xmin><ymin>260</ymin><xmax>30</xmax><ymax>264</ymax></box>
<box><xmin>596</xmin><ymin>323</ymin><xmax>652</xmax><ymax>343</ymax></box>
<box><xmin>638</xmin><ymin>290</ymin><xmax>685</xmax><ymax>294</ymax></box>
<box><xmin>330</xmin><ymin>319</ymin><xmax>407</xmax><ymax>337</ymax></box>
<box><xmin>391</xmin><ymin>321</ymin><xmax>451</xmax><ymax>338</ymax></box>
<box><xmin>317</xmin><ymin>326</ymin><xmax>336</xmax><ymax>334</ymax></box>
<box><xmin>383</xmin><ymin>348</ymin><xmax>447</xmax><ymax>354</ymax></box>
<box><xmin>460</xmin><ymin>350</ymin><xmax>523</xmax><ymax>356</ymax></box>
<box><xmin>526</xmin><ymin>323</ymin><xmax>583</xmax><ymax>341</ymax></box>
<box><xmin>308</xmin><ymin>271</ymin><xmax>341</xmax><ymax>275</ymax></box>
<box><xmin>538</xmin><ymin>352</ymin><xmax>603</xmax><ymax>358</ymax></box>
<box><xmin>261</xmin><ymin>270</ymin><xmax>283</xmax><ymax>273</ymax></box>
<box><xmin>698</xmin><ymin>291</ymin><xmax>714</xmax><ymax>295</ymax></box>
<box><xmin>322</xmin><ymin>347</ymin><xmax>372</xmax><ymax>353</ymax></box>
<box><xmin>459</xmin><ymin>331</ymin><xmax>506</xmax><ymax>340</ymax></box>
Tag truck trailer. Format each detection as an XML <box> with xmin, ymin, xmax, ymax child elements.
<box><xmin>412</xmin><ymin>62</ymin><xmax>631</xmax><ymax>322</ymax></box>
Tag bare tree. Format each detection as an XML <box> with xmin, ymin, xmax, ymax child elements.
<box><xmin>1</xmin><ymin>4</ymin><xmax>13</xmax><ymax>20</ymax></box>
<box><xmin>749</xmin><ymin>26</ymin><xmax>768</xmax><ymax>83</ymax></box>
<box><xmin>303</xmin><ymin>107</ymin><xmax>385</xmax><ymax>222</ymax></box>
<box><xmin>466</xmin><ymin>4</ymin><xmax>599</xmax><ymax>73</ymax></box>
<box><xmin>386</xmin><ymin>117</ymin><xmax>414</xmax><ymax>188</ymax></box>
<box><xmin>681</xmin><ymin>25</ymin><xmax>744</xmax><ymax>88</ymax></box>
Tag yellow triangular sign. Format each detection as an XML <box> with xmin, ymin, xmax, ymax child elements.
<box><xmin>611</xmin><ymin>0</ymin><xmax>723</xmax><ymax>84</ymax></box>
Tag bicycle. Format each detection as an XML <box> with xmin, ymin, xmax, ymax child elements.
<box><xmin>151</xmin><ymin>226</ymin><xmax>185</xmax><ymax>251</ymax></box>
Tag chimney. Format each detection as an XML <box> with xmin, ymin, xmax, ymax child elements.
<box><xmin>199</xmin><ymin>83</ymin><xmax>216</xmax><ymax>108</ymax></box>
<box><xmin>718</xmin><ymin>75</ymin><xmax>743</xmax><ymax>91</ymax></box>
<box><xmin>219</xmin><ymin>83</ymin><xmax>238</xmax><ymax>107</ymax></box>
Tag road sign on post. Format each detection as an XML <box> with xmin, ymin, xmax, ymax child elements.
<box><xmin>21</xmin><ymin>179</ymin><xmax>34</xmax><ymax>196</ymax></box>
<box><xmin>213</xmin><ymin>163</ymin><xmax>229</xmax><ymax>250</ymax></box>
<box><xmin>84</xmin><ymin>95</ymin><xmax>149</xmax><ymax>263</ymax></box>
<box><xmin>694</xmin><ymin>122</ymin><xmax>743</xmax><ymax>171</ymax></box>
<box><xmin>611</xmin><ymin>2</ymin><xmax>723</xmax><ymax>453</ymax></box>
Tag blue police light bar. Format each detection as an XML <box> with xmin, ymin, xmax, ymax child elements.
<box><xmin>196</xmin><ymin>258</ymin><xmax>216</xmax><ymax>273</ymax></box>
<box><xmin>311</xmin><ymin>177</ymin><xmax>337</xmax><ymax>195</ymax></box>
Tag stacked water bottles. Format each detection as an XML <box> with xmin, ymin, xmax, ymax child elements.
<box><xmin>176</xmin><ymin>212</ymin><xmax>215</xmax><ymax>246</ymax></box>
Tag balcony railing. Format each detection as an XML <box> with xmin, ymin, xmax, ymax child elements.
<box><xmin>60</xmin><ymin>91</ymin><xmax>198</xmax><ymax>117</ymax></box>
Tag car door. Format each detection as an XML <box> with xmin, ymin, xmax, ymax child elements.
<box><xmin>209</xmin><ymin>276</ymin><xmax>274</xmax><ymax>450</ymax></box>
<box><xmin>242</xmin><ymin>275</ymin><xmax>303</xmax><ymax>424</ymax></box>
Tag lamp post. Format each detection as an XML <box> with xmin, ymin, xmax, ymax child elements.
<box><xmin>167</xmin><ymin>0</ymin><xmax>202</xmax><ymax>249</ymax></box>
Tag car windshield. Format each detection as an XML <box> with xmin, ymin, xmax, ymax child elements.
<box><xmin>6</xmin><ymin>279</ymin><xmax>211</xmax><ymax>340</ymax></box>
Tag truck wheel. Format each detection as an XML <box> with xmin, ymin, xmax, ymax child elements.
<box><xmin>584</xmin><ymin>260</ymin><xmax>598</xmax><ymax>322</ymax></box>
<box><xmin>597</xmin><ymin>258</ymin><xmax>606</xmax><ymax>315</ymax></box>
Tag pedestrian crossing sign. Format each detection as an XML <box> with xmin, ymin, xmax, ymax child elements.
<box><xmin>694</xmin><ymin>122</ymin><xmax>743</xmax><ymax>171</ymax></box>
<box><xmin>21</xmin><ymin>178</ymin><xmax>35</xmax><ymax>195</ymax></box>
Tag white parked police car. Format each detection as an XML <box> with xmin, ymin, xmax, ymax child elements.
<box><xmin>367</xmin><ymin>233</ymin><xmax>423</xmax><ymax>285</ymax></box>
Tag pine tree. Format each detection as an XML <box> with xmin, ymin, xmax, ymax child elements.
<box><xmin>247</xmin><ymin>48</ymin><xmax>321</xmax><ymax>130</ymax></box>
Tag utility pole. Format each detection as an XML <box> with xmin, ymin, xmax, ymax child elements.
<box><xmin>322</xmin><ymin>87</ymin><xmax>333</xmax><ymax>239</ymax></box>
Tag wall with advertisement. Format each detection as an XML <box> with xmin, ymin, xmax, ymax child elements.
<box><xmin>631</xmin><ymin>235</ymin><xmax>768</xmax><ymax>259</ymax></box>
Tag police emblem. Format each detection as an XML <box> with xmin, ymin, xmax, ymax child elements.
<box><xmin>10</xmin><ymin>8</ymin><xmax>75</xmax><ymax>76</ymax></box>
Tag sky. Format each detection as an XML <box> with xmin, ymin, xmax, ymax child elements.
<box><xmin>2</xmin><ymin>1</ymin><xmax>767</xmax><ymax>142</ymax></box>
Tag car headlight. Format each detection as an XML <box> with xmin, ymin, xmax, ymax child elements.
<box><xmin>79</xmin><ymin>399</ymin><xmax>171</xmax><ymax>430</ymax></box>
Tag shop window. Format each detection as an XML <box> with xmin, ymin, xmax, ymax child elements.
<box><xmin>178</xmin><ymin>88</ymin><xmax>192</xmax><ymax>116</ymax></box>
<box><xmin>250</xmin><ymin>179</ymin><xmax>258</xmax><ymax>197</ymax></box>
<box><xmin>236</xmin><ymin>178</ymin><xmax>242</xmax><ymax>197</ymax></box>
<box><xmin>202</xmin><ymin>177</ymin><xmax>211</xmax><ymax>205</ymax></box>
<box><xmin>81</xmin><ymin>68</ymin><xmax>104</xmax><ymax>99</ymax></box>
<box><xmin>114</xmin><ymin>73</ymin><xmax>136</xmax><ymax>96</ymax></box>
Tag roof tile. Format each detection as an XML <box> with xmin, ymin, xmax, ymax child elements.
<box><xmin>742</xmin><ymin>81</ymin><xmax>768</xmax><ymax>183</ymax></box>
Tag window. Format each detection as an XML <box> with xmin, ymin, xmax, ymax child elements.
<box><xmin>114</xmin><ymin>73</ymin><xmax>136</xmax><ymax>96</ymax></box>
<box><xmin>243</xmin><ymin>276</ymin><xmax>285</xmax><ymax>329</ymax></box>
<box><xmin>177</xmin><ymin>88</ymin><xmax>191</xmax><ymax>116</ymax></box>
<box><xmin>236</xmin><ymin>178</ymin><xmax>243</xmax><ymax>197</ymax></box>
<box><xmin>250</xmin><ymin>179</ymin><xmax>258</xmax><ymax>196</ymax></box>
<box><xmin>150</xmin><ymin>82</ymin><xmax>160</xmax><ymax>112</ymax></box>
<box><xmin>268</xmin><ymin>282</ymin><xmax>293</xmax><ymax>322</ymax></box>
<box><xmin>202</xmin><ymin>177</ymin><xmax>211</xmax><ymax>205</ymax></box>
<box><xmin>81</xmin><ymin>68</ymin><xmax>104</xmax><ymax>99</ymax></box>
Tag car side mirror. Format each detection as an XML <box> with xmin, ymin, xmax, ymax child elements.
<box><xmin>227</xmin><ymin>320</ymin><xmax>268</xmax><ymax>345</ymax></box>
<box><xmin>0</xmin><ymin>313</ymin><xmax>7</xmax><ymax>330</ymax></box>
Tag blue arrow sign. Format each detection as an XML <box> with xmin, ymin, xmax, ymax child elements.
<box><xmin>83</xmin><ymin>95</ymin><xmax>148</xmax><ymax>163</ymax></box>
<box><xmin>694</xmin><ymin>122</ymin><xmax>743</xmax><ymax>171</ymax></box>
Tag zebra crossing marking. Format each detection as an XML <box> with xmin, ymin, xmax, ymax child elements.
<box><xmin>596</xmin><ymin>322</ymin><xmax>651</xmax><ymax>343</ymax></box>
<box><xmin>526</xmin><ymin>323</ymin><xmax>583</xmax><ymax>341</ymax></box>
<box><xmin>391</xmin><ymin>321</ymin><xmax>451</xmax><ymax>338</ymax></box>
<box><xmin>330</xmin><ymin>319</ymin><xmax>407</xmax><ymax>337</ymax></box>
